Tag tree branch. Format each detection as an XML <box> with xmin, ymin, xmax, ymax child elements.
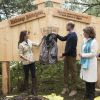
<box><xmin>65</xmin><ymin>1</ymin><xmax>100</xmax><ymax>6</ymax></box>
<box><xmin>2</xmin><ymin>1</ymin><xmax>9</xmax><ymax>19</ymax></box>
<box><xmin>82</xmin><ymin>5</ymin><xmax>93</xmax><ymax>13</ymax></box>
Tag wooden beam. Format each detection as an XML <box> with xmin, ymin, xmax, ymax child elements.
<box><xmin>2</xmin><ymin>62</ymin><xmax>10</xmax><ymax>95</ymax></box>
<box><xmin>97</xmin><ymin>60</ymin><xmax>100</xmax><ymax>88</ymax></box>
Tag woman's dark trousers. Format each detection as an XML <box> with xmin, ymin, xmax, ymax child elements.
<box><xmin>23</xmin><ymin>63</ymin><xmax>36</xmax><ymax>94</ymax></box>
<box><xmin>85</xmin><ymin>82</ymin><xmax>95</xmax><ymax>100</ymax></box>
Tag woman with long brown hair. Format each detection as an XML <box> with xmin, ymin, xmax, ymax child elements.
<box><xmin>79</xmin><ymin>26</ymin><xmax>98</xmax><ymax>100</ymax></box>
<box><xmin>18</xmin><ymin>30</ymin><xmax>42</xmax><ymax>94</ymax></box>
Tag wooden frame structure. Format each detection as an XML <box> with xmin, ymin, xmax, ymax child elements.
<box><xmin>0</xmin><ymin>0</ymin><xmax>100</xmax><ymax>95</ymax></box>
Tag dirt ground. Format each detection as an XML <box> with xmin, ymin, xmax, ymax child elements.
<box><xmin>0</xmin><ymin>88</ymin><xmax>100</xmax><ymax>100</ymax></box>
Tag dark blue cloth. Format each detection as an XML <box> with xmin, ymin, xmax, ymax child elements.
<box><xmin>57</xmin><ymin>32</ymin><xmax>78</xmax><ymax>57</ymax></box>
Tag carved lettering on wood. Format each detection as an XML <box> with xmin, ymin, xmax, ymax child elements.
<box><xmin>53</xmin><ymin>9</ymin><xmax>91</xmax><ymax>24</ymax></box>
<box><xmin>9</xmin><ymin>10</ymin><xmax>46</xmax><ymax>27</ymax></box>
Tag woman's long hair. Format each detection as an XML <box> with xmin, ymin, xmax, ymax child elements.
<box><xmin>18</xmin><ymin>30</ymin><xmax>28</xmax><ymax>47</ymax></box>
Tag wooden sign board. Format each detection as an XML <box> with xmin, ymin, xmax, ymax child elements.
<box><xmin>9</xmin><ymin>10</ymin><xmax>46</xmax><ymax>27</ymax></box>
<box><xmin>53</xmin><ymin>9</ymin><xmax>91</xmax><ymax>24</ymax></box>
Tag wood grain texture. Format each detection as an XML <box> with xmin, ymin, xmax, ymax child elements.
<box><xmin>2</xmin><ymin>62</ymin><xmax>10</xmax><ymax>95</ymax></box>
<box><xmin>97</xmin><ymin>60</ymin><xmax>100</xmax><ymax>88</ymax></box>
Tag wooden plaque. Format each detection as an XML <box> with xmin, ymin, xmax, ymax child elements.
<box><xmin>53</xmin><ymin>9</ymin><xmax>91</xmax><ymax>24</ymax></box>
<box><xmin>9</xmin><ymin>10</ymin><xmax>46</xmax><ymax>27</ymax></box>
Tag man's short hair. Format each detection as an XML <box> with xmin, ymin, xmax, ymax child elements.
<box><xmin>67</xmin><ymin>21</ymin><xmax>75</xmax><ymax>29</ymax></box>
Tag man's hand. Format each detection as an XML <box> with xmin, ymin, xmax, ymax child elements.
<box><xmin>97</xmin><ymin>53</ymin><xmax>100</xmax><ymax>57</ymax></box>
<box><xmin>52</xmin><ymin>32</ymin><xmax>57</xmax><ymax>34</ymax></box>
<box><xmin>78</xmin><ymin>53</ymin><xmax>82</xmax><ymax>58</ymax></box>
<box><xmin>59</xmin><ymin>54</ymin><xmax>65</xmax><ymax>60</ymax></box>
<box><xmin>59</xmin><ymin>55</ymin><xmax>63</xmax><ymax>58</ymax></box>
<box><xmin>27</xmin><ymin>59</ymin><xmax>33</xmax><ymax>63</ymax></box>
<box><xmin>52</xmin><ymin>32</ymin><xmax>57</xmax><ymax>35</ymax></box>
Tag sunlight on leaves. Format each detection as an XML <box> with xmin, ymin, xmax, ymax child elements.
<box><xmin>43</xmin><ymin>93</ymin><xmax>63</xmax><ymax>100</ymax></box>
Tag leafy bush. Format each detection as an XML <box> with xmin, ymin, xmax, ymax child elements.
<box><xmin>9</xmin><ymin>60</ymin><xmax>82</xmax><ymax>95</ymax></box>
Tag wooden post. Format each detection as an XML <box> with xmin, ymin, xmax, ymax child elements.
<box><xmin>2</xmin><ymin>62</ymin><xmax>10</xmax><ymax>95</ymax></box>
<box><xmin>97</xmin><ymin>59</ymin><xmax>100</xmax><ymax>88</ymax></box>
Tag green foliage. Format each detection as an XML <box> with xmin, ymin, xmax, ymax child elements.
<box><xmin>10</xmin><ymin>61</ymin><xmax>64</xmax><ymax>94</ymax></box>
<box><xmin>45</xmin><ymin>1</ymin><xmax>53</xmax><ymax>7</ymax></box>
<box><xmin>0</xmin><ymin>0</ymin><xmax>37</xmax><ymax>20</ymax></box>
<box><xmin>44</xmin><ymin>94</ymin><xmax>63</xmax><ymax>100</ymax></box>
<box><xmin>9</xmin><ymin>61</ymin><xmax>82</xmax><ymax>95</ymax></box>
<box><xmin>36</xmin><ymin>61</ymin><xmax>64</xmax><ymax>95</ymax></box>
<box><xmin>0</xmin><ymin>0</ymin><xmax>100</xmax><ymax>21</ymax></box>
<box><xmin>10</xmin><ymin>62</ymin><xmax>24</xmax><ymax>92</ymax></box>
<box><xmin>64</xmin><ymin>0</ymin><xmax>100</xmax><ymax>16</ymax></box>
